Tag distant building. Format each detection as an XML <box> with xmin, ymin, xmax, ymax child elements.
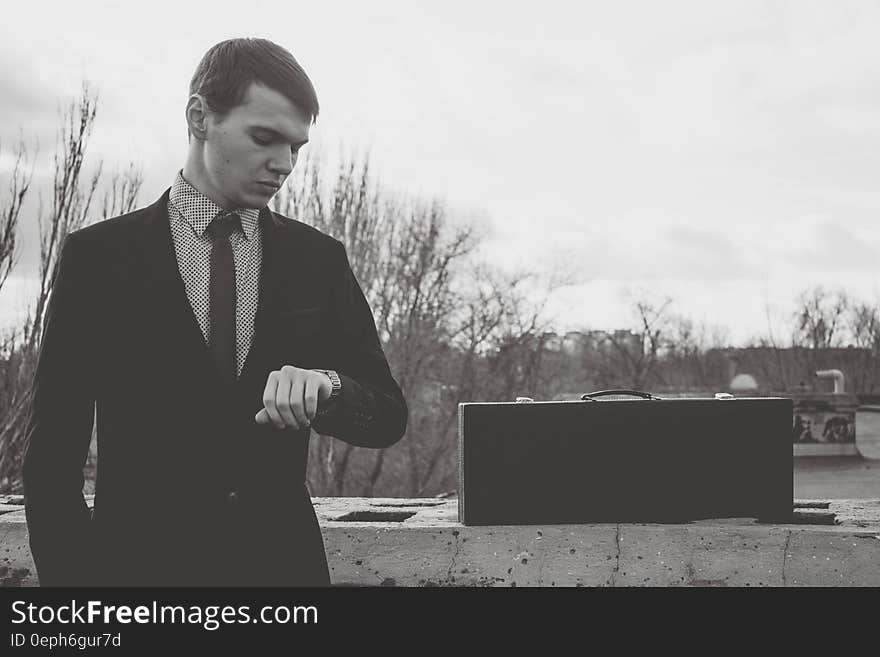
<box><xmin>561</xmin><ymin>331</ymin><xmax>586</xmax><ymax>355</ymax></box>
<box><xmin>541</xmin><ymin>332</ymin><xmax>563</xmax><ymax>352</ymax></box>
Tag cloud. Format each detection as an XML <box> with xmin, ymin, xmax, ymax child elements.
<box><xmin>788</xmin><ymin>221</ymin><xmax>880</xmax><ymax>273</ymax></box>
<box><xmin>0</xmin><ymin>62</ymin><xmax>60</xmax><ymax>145</ymax></box>
<box><xmin>521</xmin><ymin>223</ymin><xmax>758</xmax><ymax>286</ymax></box>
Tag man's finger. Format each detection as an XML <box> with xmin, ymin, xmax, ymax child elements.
<box><xmin>275</xmin><ymin>372</ymin><xmax>298</xmax><ymax>428</ymax></box>
<box><xmin>303</xmin><ymin>373</ymin><xmax>321</xmax><ymax>422</ymax></box>
<box><xmin>262</xmin><ymin>372</ymin><xmax>285</xmax><ymax>429</ymax></box>
<box><xmin>255</xmin><ymin>408</ymin><xmax>271</xmax><ymax>424</ymax></box>
<box><xmin>286</xmin><ymin>369</ymin><xmax>310</xmax><ymax>428</ymax></box>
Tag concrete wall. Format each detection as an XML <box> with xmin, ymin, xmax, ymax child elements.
<box><xmin>2</xmin><ymin>496</ymin><xmax>879</xmax><ymax>587</ymax></box>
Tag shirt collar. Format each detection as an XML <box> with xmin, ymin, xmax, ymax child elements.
<box><xmin>168</xmin><ymin>171</ymin><xmax>260</xmax><ymax>240</ymax></box>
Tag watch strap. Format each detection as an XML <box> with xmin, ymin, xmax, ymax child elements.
<box><xmin>315</xmin><ymin>369</ymin><xmax>342</xmax><ymax>399</ymax></box>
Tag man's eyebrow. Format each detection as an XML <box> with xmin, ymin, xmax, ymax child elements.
<box><xmin>250</xmin><ymin>125</ymin><xmax>309</xmax><ymax>146</ymax></box>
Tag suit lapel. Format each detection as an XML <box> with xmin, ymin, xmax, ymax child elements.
<box><xmin>240</xmin><ymin>205</ymin><xmax>315</xmax><ymax>384</ymax></box>
<box><xmin>139</xmin><ymin>189</ymin><xmax>224</xmax><ymax>395</ymax></box>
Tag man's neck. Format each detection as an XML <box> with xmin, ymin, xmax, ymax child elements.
<box><xmin>181</xmin><ymin>155</ymin><xmax>233</xmax><ymax>210</ymax></box>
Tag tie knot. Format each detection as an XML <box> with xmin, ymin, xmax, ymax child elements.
<box><xmin>206</xmin><ymin>210</ymin><xmax>241</xmax><ymax>240</ymax></box>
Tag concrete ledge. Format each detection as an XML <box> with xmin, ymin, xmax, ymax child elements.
<box><xmin>2</xmin><ymin>496</ymin><xmax>879</xmax><ymax>586</ymax></box>
<box><xmin>794</xmin><ymin>444</ymin><xmax>860</xmax><ymax>457</ymax></box>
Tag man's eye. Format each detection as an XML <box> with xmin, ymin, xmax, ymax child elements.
<box><xmin>252</xmin><ymin>135</ymin><xmax>271</xmax><ymax>146</ymax></box>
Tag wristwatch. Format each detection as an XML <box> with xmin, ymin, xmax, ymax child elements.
<box><xmin>315</xmin><ymin>369</ymin><xmax>342</xmax><ymax>400</ymax></box>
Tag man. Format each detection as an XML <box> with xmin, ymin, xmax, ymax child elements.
<box><xmin>23</xmin><ymin>38</ymin><xmax>408</xmax><ymax>586</ymax></box>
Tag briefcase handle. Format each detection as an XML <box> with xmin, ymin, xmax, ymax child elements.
<box><xmin>580</xmin><ymin>389</ymin><xmax>662</xmax><ymax>401</ymax></box>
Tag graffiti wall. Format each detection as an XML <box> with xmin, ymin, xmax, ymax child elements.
<box><xmin>791</xmin><ymin>395</ymin><xmax>857</xmax><ymax>445</ymax></box>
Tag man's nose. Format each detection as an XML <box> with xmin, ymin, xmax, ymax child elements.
<box><xmin>268</xmin><ymin>147</ymin><xmax>294</xmax><ymax>176</ymax></box>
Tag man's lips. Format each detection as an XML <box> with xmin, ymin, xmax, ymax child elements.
<box><xmin>256</xmin><ymin>181</ymin><xmax>281</xmax><ymax>191</ymax></box>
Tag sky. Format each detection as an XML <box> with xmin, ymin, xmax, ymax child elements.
<box><xmin>2</xmin><ymin>0</ymin><xmax>880</xmax><ymax>345</ymax></box>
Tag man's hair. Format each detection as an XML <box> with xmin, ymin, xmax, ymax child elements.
<box><xmin>189</xmin><ymin>38</ymin><xmax>319</xmax><ymax>123</ymax></box>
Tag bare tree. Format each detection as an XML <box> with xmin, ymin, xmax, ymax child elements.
<box><xmin>0</xmin><ymin>137</ymin><xmax>37</xmax><ymax>491</ymax></box>
<box><xmin>409</xmin><ymin>266</ymin><xmax>557</xmax><ymax>496</ymax></box>
<box><xmin>29</xmin><ymin>83</ymin><xmax>102</xmax><ymax>353</ymax></box>
<box><xmin>0</xmin><ymin>136</ymin><xmax>36</xmax><ymax>294</ymax></box>
<box><xmin>757</xmin><ymin>298</ymin><xmax>792</xmax><ymax>392</ymax></box>
<box><xmin>793</xmin><ymin>286</ymin><xmax>850</xmax><ymax>350</ymax></box>
<box><xmin>843</xmin><ymin>300</ymin><xmax>880</xmax><ymax>394</ymax></box>
<box><xmin>350</xmin><ymin>198</ymin><xmax>477</xmax><ymax>496</ymax></box>
<box><xmin>101</xmin><ymin>162</ymin><xmax>144</xmax><ymax>220</ymax></box>
<box><xmin>0</xmin><ymin>83</ymin><xmax>110</xmax><ymax>493</ymax></box>
<box><xmin>598</xmin><ymin>295</ymin><xmax>672</xmax><ymax>390</ymax></box>
<box><xmin>659</xmin><ymin>316</ymin><xmax>729</xmax><ymax>391</ymax></box>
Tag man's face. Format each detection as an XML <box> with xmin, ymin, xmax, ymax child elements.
<box><xmin>201</xmin><ymin>81</ymin><xmax>311</xmax><ymax>209</ymax></box>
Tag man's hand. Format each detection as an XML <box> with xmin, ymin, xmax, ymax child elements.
<box><xmin>255</xmin><ymin>365</ymin><xmax>332</xmax><ymax>430</ymax></box>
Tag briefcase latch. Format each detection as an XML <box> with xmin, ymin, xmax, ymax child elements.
<box><xmin>714</xmin><ymin>393</ymin><xmax>735</xmax><ymax>400</ymax></box>
<box><xmin>515</xmin><ymin>397</ymin><xmax>534</xmax><ymax>403</ymax></box>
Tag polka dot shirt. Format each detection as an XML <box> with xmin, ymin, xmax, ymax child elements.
<box><xmin>167</xmin><ymin>171</ymin><xmax>263</xmax><ymax>378</ymax></box>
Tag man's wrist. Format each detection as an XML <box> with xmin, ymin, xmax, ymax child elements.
<box><xmin>314</xmin><ymin>369</ymin><xmax>341</xmax><ymax>401</ymax></box>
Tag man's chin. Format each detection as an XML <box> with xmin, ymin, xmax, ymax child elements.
<box><xmin>238</xmin><ymin>190</ymin><xmax>275</xmax><ymax>209</ymax></box>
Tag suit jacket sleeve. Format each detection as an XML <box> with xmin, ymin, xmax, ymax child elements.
<box><xmin>22</xmin><ymin>231</ymin><xmax>98</xmax><ymax>586</ymax></box>
<box><xmin>311</xmin><ymin>239</ymin><xmax>408</xmax><ymax>448</ymax></box>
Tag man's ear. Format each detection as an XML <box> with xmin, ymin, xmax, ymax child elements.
<box><xmin>185</xmin><ymin>94</ymin><xmax>210</xmax><ymax>140</ymax></box>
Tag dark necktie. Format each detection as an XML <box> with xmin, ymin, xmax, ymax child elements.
<box><xmin>205</xmin><ymin>210</ymin><xmax>241</xmax><ymax>384</ymax></box>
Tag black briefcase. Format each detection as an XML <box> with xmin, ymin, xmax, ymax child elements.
<box><xmin>458</xmin><ymin>390</ymin><xmax>793</xmax><ymax>525</ymax></box>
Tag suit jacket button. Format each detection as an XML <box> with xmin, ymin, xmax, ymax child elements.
<box><xmin>227</xmin><ymin>491</ymin><xmax>239</xmax><ymax>505</ymax></box>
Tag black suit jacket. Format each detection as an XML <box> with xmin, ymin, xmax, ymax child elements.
<box><xmin>23</xmin><ymin>190</ymin><xmax>407</xmax><ymax>586</ymax></box>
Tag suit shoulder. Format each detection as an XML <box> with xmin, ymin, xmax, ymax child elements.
<box><xmin>270</xmin><ymin>211</ymin><xmax>343</xmax><ymax>252</ymax></box>
<box><xmin>67</xmin><ymin>203</ymin><xmax>154</xmax><ymax>247</ymax></box>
